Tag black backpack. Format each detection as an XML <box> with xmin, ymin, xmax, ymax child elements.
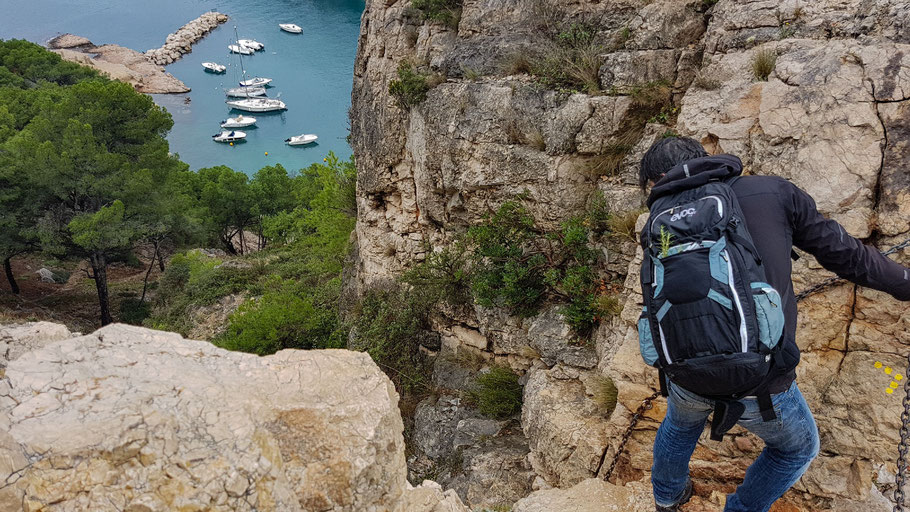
<box><xmin>638</xmin><ymin>174</ymin><xmax>786</xmax><ymax>440</ymax></box>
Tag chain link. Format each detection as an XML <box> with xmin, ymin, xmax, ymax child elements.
<box><xmin>795</xmin><ymin>237</ymin><xmax>910</xmax><ymax>302</ymax></box>
<box><xmin>599</xmin><ymin>391</ymin><xmax>660</xmax><ymax>482</ymax></box>
<box><xmin>895</xmin><ymin>348</ymin><xmax>910</xmax><ymax>511</ymax></box>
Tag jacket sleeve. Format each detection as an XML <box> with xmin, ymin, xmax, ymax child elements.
<box><xmin>784</xmin><ymin>181</ymin><xmax>910</xmax><ymax>301</ymax></box>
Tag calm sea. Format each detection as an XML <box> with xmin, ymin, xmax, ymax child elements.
<box><xmin>0</xmin><ymin>0</ymin><xmax>363</xmax><ymax>175</ymax></box>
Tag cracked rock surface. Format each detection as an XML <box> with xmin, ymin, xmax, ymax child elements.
<box><xmin>0</xmin><ymin>323</ymin><xmax>467</xmax><ymax>512</ymax></box>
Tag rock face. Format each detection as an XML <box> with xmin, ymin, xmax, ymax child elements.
<box><xmin>145</xmin><ymin>12</ymin><xmax>229</xmax><ymax>66</ymax></box>
<box><xmin>350</xmin><ymin>0</ymin><xmax>910</xmax><ymax>509</ymax></box>
<box><xmin>0</xmin><ymin>323</ymin><xmax>468</xmax><ymax>512</ymax></box>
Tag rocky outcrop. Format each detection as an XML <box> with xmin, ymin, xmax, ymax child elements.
<box><xmin>145</xmin><ymin>12</ymin><xmax>229</xmax><ymax>66</ymax></box>
<box><xmin>0</xmin><ymin>323</ymin><xmax>468</xmax><ymax>511</ymax></box>
<box><xmin>350</xmin><ymin>0</ymin><xmax>910</xmax><ymax>509</ymax></box>
<box><xmin>50</xmin><ymin>37</ymin><xmax>189</xmax><ymax>94</ymax></box>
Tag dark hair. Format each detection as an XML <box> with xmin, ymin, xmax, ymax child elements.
<box><xmin>639</xmin><ymin>136</ymin><xmax>708</xmax><ymax>190</ymax></box>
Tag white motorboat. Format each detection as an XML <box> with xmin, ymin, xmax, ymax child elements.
<box><xmin>279</xmin><ymin>23</ymin><xmax>303</xmax><ymax>34</ymax></box>
<box><xmin>228</xmin><ymin>44</ymin><xmax>254</xmax><ymax>55</ymax></box>
<box><xmin>226</xmin><ymin>97</ymin><xmax>287</xmax><ymax>112</ymax></box>
<box><xmin>221</xmin><ymin>115</ymin><xmax>257</xmax><ymax>128</ymax></box>
<box><xmin>202</xmin><ymin>62</ymin><xmax>226</xmax><ymax>73</ymax></box>
<box><xmin>225</xmin><ymin>86</ymin><xmax>267</xmax><ymax>98</ymax></box>
<box><xmin>238</xmin><ymin>39</ymin><xmax>264</xmax><ymax>51</ymax></box>
<box><xmin>239</xmin><ymin>76</ymin><xmax>272</xmax><ymax>87</ymax></box>
<box><xmin>212</xmin><ymin>130</ymin><xmax>247</xmax><ymax>143</ymax></box>
<box><xmin>285</xmin><ymin>134</ymin><xmax>318</xmax><ymax>146</ymax></box>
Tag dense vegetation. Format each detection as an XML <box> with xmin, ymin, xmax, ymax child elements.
<box><xmin>0</xmin><ymin>41</ymin><xmax>628</xmax><ymax>423</ymax></box>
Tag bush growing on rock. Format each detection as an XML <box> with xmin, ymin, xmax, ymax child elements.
<box><xmin>410</xmin><ymin>0</ymin><xmax>463</xmax><ymax>28</ymax></box>
<box><xmin>469</xmin><ymin>366</ymin><xmax>523</xmax><ymax>419</ymax></box>
<box><xmin>468</xmin><ymin>200</ymin><xmax>626</xmax><ymax>336</ymax></box>
<box><xmin>349</xmin><ymin>283</ymin><xmax>434</xmax><ymax>394</ymax></box>
<box><xmin>752</xmin><ymin>48</ymin><xmax>777</xmax><ymax>81</ymax></box>
<box><xmin>389</xmin><ymin>62</ymin><xmax>431</xmax><ymax>109</ymax></box>
<box><xmin>528</xmin><ymin>22</ymin><xmax>605</xmax><ymax>94</ymax></box>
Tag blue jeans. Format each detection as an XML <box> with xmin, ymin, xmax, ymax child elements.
<box><xmin>652</xmin><ymin>381</ymin><xmax>819</xmax><ymax>512</ymax></box>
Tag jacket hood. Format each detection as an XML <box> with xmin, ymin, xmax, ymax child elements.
<box><xmin>647</xmin><ymin>154</ymin><xmax>743</xmax><ymax>206</ymax></box>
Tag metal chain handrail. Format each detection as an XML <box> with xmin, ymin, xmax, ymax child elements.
<box><xmin>598</xmin><ymin>391</ymin><xmax>660</xmax><ymax>482</ymax></box>
<box><xmin>895</xmin><ymin>352</ymin><xmax>910</xmax><ymax>512</ymax></box>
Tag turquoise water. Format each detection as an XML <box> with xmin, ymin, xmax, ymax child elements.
<box><xmin>0</xmin><ymin>0</ymin><xmax>363</xmax><ymax>174</ymax></box>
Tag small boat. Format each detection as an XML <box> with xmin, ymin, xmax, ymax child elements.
<box><xmin>228</xmin><ymin>44</ymin><xmax>254</xmax><ymax>55</ymax></box>
<box><xmin>238</xmin><ymin>39</ymin><xmax>264</xmax><ymax>51</ymax></box>
<box><xmin>212</xmin><ymin>130</ymin><xmax>246</xmax><ymax>143</ymax></box>
<box><xmin>226</xmin><ymin>97</ymin><xmax>287</xmax><ymax>112</ymax></box>
<box><xmin>221</xmin><ymin>115</ymin><xmax>257</xmax><ymax>128</ymax></box>
<box><xmin>279</xmin><ymin>23</ymin><xmax>303</xmax><ymax>34</ymax></box>
<box><xmin>202</xmin><ymin>62</ymin><xmax>226</xmax><ymax>73</ymax></box>
<box><xmin>225</xmin><ymin>86</ymin><xmax>267</xmax><ymax>98</ymax></box>
<box><xmin>285</xmin><ymin>134</ymin><xmax>318</xmax><ymax>146</ymax></box>
<box><xmin>239</xmin><ymin>76</ymin><xmax>273</xmax><ymax>87</ymax></box>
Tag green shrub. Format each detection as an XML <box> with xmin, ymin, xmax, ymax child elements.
<box><xmin>402</xmin><ymin>242</ymin><xmax>472</xmax><ymax>306</ymax></box>
<box><xmin>389</xmin><ymin>62</ymin><xmax>432</xmax><ymax>109</ymax></box>
<box><xmin>469</xmin><ymin>201</ymin><xmax>547</xmax><ymax>317</ymax></box>
<box><xmin>350</xmin><ymin>284</ymin><xmax>434</xmax><ymax>394</ymax></box>
<box><xmin>469</xmin><ymin>366</ymin><xmax>523</xmax><ymax>419</ymax></box>
<box><xmin>752</xmin><ymin>49</ymin><xmax>777</xmax><ymax>81</ymax></box>
<box><xmin>411</xmin><ymin>0</ymin><xmax>463</xmax><ymax>28</ymax></box>
<box><xmin>119</xmin><ymin>298</ymin><xmax>150</xmax><ymax>325</ymax></box>
<box><xmin>215</xmin><ymin>277</ymin><xmax>345</xmax><ymax>355</ymax></box>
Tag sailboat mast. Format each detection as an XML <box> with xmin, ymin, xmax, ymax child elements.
<box><xmin>234</xmin><ymin>26</ymin><xmax>247</xmax><ymax>80</ymax></box>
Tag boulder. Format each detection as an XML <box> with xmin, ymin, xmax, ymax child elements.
<box><xmin>0</xmin><ymin>323</ymin><xmax>468</xmax><ymax>512</ymax></box>
<box><xmin>512</xmin><ymin>478</ymin><xmax>653</xmax><ymax>512</ymax></box>
<box><xmin>522</xmin><ymin>365</ymin><xmax>611</xmax><ymax>487</ymax></box>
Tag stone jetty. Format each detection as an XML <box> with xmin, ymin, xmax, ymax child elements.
<box><xmin>146</xmin><ymin>11</ymin><xmax>229</xmax><ymax>66</ymax></box>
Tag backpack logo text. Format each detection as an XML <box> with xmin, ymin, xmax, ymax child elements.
<box><xmin>670</xmin><ymin>208</ymin><xmax>697</xmax><ymax>222</ymax></box>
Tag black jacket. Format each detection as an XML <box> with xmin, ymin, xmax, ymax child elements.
<box><xmin>649</xmin><ymin>155</ymin><xmax>910</xmax><ymax>392</ymax></box>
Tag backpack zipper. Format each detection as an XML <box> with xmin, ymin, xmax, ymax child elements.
<box><xmin>723</xmin><ymin>250</ymin><xmax>749</xmax><ymax>352</ymax></box>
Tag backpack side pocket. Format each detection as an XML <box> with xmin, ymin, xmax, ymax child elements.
<box><xmin>638</xmin><ymin>307</ymin><xmax>659</xmax><ymax>366</ymax></box>
<box><xmin>751</xmin><ymin>282</ymin><xmax>784</xmax><ymax>349</ymax></box>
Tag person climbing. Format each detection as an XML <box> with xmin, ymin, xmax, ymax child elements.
<box><xmin>636</xmin><ymin>136</ymin><xmax>910</xmax><ymax>512</ymax></box>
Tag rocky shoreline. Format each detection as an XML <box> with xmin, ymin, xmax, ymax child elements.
<box><xmin>47</xmin><ymin>12</ymin><xmax>228</xmax><ymax>94</ymax></box>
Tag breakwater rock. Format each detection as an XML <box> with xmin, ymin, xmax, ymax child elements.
<box><xmin>49</xmin><ymin>35</ymin><xmax>189</xmax><ymax>94</ymax></box>
<box><xmin>0</xmin><ymin>323</ymin><xmax>469</xmax><ymax>511</ymax></box>
<box><xmin>146</xmin><ymin>12</ymin><xmax>229</xmax><ymax>66</ymax></box>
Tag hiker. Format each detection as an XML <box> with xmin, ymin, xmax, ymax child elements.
<box><xmin>636</xmin><ymin>136</ymin><xmax>910</xmax><ymax>512</ymax></box>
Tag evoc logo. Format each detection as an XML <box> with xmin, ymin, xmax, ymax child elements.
<box><xmin>670</xmin><ymin>208</ymin><xmax>697</xmax><ymax>222</ymax></box>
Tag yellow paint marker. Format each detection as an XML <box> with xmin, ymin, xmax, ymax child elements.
<box><xmin>892</xmin><ymin>381</ymin><xmax>900</xmax><ymax>389</ymax></box>
<box><xmin>898</xmin><ymin>375</ymin><xmax>904</xmax><ymax>381</ymax></box>
<box><xmin>888</xmin><ymin>388</ymin><xmax>895</xmax><ymax>395</ymax></box>
<box><xmin>886</xmin><ymin>367</ymin><xmax>893</xmax><ymax>375</ymax></box>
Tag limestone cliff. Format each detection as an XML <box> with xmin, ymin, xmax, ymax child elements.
<box><xmin>349</xmin><ymin>0</ymin><xmax>910</xmax><ymax>509</ymax></box>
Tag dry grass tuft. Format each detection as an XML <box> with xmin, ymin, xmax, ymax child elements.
<box><xmin>752</xmin><ymin>49</ymin><xmax>777</xmax><ymax>81</ymax></box>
